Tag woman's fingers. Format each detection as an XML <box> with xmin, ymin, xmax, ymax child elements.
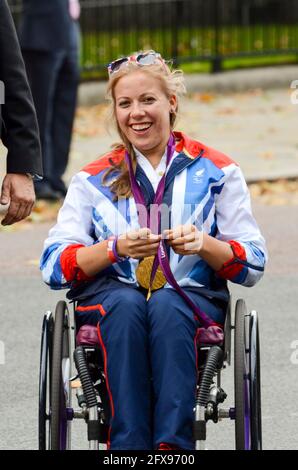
<box><xmin>131</xmin><ymin>237</ymin><xmax>161</xmax><ymax>249</ymax></box>
<box><xmin>167</xmin><ymin>230</ymin><xmax>200</xmax><ymax>246</ymax></box>
<box><xmin>130</xmin><ymin>241</ymin><xmax>161</xmax><ymax>259</ymax></box>
<box><xmin>127</xmin><ymin>227</ymin><xmax>160</xmax><ymax>242</ymax></box>
<box><xmin>168</xmin><ymin>233</ymin><xmax>194</xmax><ymax>245</ymax></box>
<box><xmin>127</xmin><ymin>228</ymin><xmax>150</xmax><ymax>240</ymax></box>
<box><xmin>123</xmin><ymin>225</ymin><xmax>203</xmax><ymax>258</ymax></box>
<box><xmin>163</xmin><ymin>224</ymin><xmax>203</xmax><ymax>255</ymax></box>
<box><xmin>164</xmin><ymin>224</ymin><xmax>195</xmax><ymax>240</ymax></box>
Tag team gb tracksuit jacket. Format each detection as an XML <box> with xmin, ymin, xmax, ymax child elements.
<box><xmin>40</xmin><ymin>131</ymin><xmax>267</xmax><ymax>301</ymax></box>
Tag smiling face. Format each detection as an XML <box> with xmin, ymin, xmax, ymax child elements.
<box><xmin>113</xmin><ymin>70</ymin><xmax>177</xmax><ymax>162</ymax></box>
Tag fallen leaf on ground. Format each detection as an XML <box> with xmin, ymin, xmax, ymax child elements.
<box><xmin>30</xmin><ymin>200</ymin><xmax>63</xmax><ymax>223</ymax></box>
<box><xmin>246</xmin><ymin>88</ymin><xmax>264</xmax><ymax>97</ymax></box>
<box><xmin>258</xmin><ymin>151</ymin><xmax>275</xmax><ymax>160</ymax></box>
<box><xmin>0</xmin><ymin>220</ymin><xmax>32</xmax><ymax>232</ymax></box>
<box><xmin>27</xmin><ymin>259</ymin><xmax>40</xmax><ymax>266</ymax></box>
<box><xmin>192</xmin><ymin>92</ymin><xmax>216</xmax><ymax>103</ymax></box>
<box><xmin>249</xmin><ymin>178</ymin><xmax>298</xmax><ymax>205</ymax></box>
<box><xmin>0</xmin><ymin>200</ymin><xmax>63</xmax><ymax>232</ymax></box>
<box><xmin>216</xmin><ymin>107</ymin><xmax>239</xmax><ymax>115</ymax></box>
<box><xmin>272</xmin><ymin>105</ymin><xmax>285</xmax><ymax>112</ymax></box>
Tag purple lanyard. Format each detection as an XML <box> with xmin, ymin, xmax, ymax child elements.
<box><xmin>124</xmin><ymin>134</ymin><xmax>175</xmax><ymax>226</ymax></box>
<box><xmin>125</xmin><ymin>134</ymin><xmax>213</xmax><ymax>328</ymax></box>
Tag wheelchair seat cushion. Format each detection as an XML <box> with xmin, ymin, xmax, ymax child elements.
<box><xmin>76</xmin><ymin>324</ymin><xmax>100</xmax><ymax>347</ymax></box>
<box><xmin>197</xmin><ymin>325</ymin><xmax>224</xmax><ymax>346</ymax></box>
<box><xmin>76</xmin><ymin>324</ymin><xmax>224</xmax><ymax>348</ymax></box>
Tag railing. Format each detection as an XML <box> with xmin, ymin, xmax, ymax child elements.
<box><xmin>8</xmin><ymin>0</ymin><xmax>298</xmax><ymax>75</ymax></box>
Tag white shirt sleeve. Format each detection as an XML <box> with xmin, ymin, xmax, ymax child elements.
<box><xmin>215</xmin><ymin>164</ymin><xmax>268</xmax><ymax>287</ymax></box>
<box><xmin>40</xmin><ymin>172</ymin><xmax>94</xmax><ymax>288</ymax></box>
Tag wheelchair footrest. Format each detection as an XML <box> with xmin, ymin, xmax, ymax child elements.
<box><xmin>88</xmin><ymin>420</ymin><xmax>109</xmax><ymax>443</ymax></box>
<box><xmin>193</xmin><ymin>420</ymin><xmax>206</xmax><ymax>441</ymax></box>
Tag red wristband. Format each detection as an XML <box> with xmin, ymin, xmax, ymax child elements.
<box><xmin>107</xmin><ymin>236</ymin><xmax>117</xmax><ymax>264</ymax></box>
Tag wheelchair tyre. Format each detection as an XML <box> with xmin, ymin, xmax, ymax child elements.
<box><xmin>249</xmin><ymin>311</ymin><xmax>262</xmax><ymax>449</ymax></box>
<box><xmin>234</xmin><ymin>299</ymin><xmax>262</xmax><ymax>450</ymax></box>
<box><xmin>234</xmin><ymin>299</ymin><xmax>250</xmax><ymax>449</ymax></box>
<box><xmin>50</xmin><ymin>301</ymin><xmax>72</xmax><ymax>450</ymax></box>
<box><xmin>39</xmin><ymin>312</ymin><xmax>54</xmax><ymax>450</ymax></box>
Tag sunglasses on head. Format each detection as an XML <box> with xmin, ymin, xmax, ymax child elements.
<box><xmin>108</xmin><ymin>51</ymin><xmax>165</xmax><ymax>76</ymax></box>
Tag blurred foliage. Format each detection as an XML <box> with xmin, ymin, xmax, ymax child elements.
<box><xmin>80</xmin><ymin>24</ymin><xmax>298</xmax><ymax>79</ymax></box>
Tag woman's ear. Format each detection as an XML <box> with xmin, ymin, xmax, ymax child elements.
<box><xmin>169</xmin><ymin>95</ymin><xmax>177</xmax><ymax>114</ymax></box>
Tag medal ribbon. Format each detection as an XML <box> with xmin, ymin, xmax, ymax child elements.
<box><xmin>125</xmin><ymin>134</ymin><xmax>213</xmax><ymax>328</ymax></box>
<box><xmin>125</xmin><ymin>133</ymin><xmax>175</xmax><ymax>285</ymax></box>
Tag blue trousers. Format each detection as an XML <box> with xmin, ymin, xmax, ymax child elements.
<box><xmin>75</xmin><ymin>285</ymin><xmax>225</xmax><ymax>450</ymax></box>
<box><xmin>22</xmin><ymin>24</ymin><xmax>79</xmax><ymax>192</ymax></box>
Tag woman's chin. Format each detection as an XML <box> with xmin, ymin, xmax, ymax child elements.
<box><xmin>131</xmin><ymin>139</ymin><xmax>155</xmax><ymax>153</ymax></box>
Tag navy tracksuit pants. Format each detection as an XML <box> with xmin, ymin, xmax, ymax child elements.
<box><xmin>75</xmin><ymin>284</ymin><xmax>225</xmax><ymax>450</ymax></box>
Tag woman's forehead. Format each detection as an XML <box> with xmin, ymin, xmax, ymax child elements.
<box><xmin>114</xmin><ymin>71</ymin><xmax>165</xmax><ymax>98</ymax></box>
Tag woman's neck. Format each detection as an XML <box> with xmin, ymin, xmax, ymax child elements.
<box><xmin>135</xmin><ymin>137</ymin><xmax>169</xmax><ymax>169</ymax></box>
<box><xmin>146</xmin><ymin>154</ymin><xmax>163</xmax><ymax>169</ymax></box>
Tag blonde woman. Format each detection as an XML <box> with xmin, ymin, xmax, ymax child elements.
<box><xmin>41</xmin><ymin>51</ymin><xmax>267</xmax><ymax>450</ymax></box>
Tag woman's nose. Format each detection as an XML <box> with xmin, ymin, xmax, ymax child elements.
<box><xmin>130</xmin><ymin>102</ymin><xmax>145</xmax><ymax>118</ymax></box>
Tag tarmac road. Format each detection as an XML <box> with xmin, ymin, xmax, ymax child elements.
<box><xmin>0</xmin><ymin>200</ymin><xmax>297</xmax><ymax>450</ymax></box>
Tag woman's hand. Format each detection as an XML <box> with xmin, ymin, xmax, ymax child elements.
<box><xmin>163</xmin><ymin>224</ymin><xmax>203</xmax><ymax>256</ymax></box>
<box><xmin>117</xmin><ymin>227</ymin><xmax>161</xmax><ymax>259</ymax></box>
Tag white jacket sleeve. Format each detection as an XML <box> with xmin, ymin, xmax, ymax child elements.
<box><xmin>40</xmin><ymin>173</ymin><xmax>95</xmax><ymax>289</ymax></box>
<box><xmin>215</xmin><ymin>164</ymin><xmax>268</xmax><ymax>287</ymax></box>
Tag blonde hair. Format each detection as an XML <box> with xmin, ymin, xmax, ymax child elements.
<box><xmin>103</xmin><ymin>53</ymin><xmax>186</xmax><ymax>200</ymax></box>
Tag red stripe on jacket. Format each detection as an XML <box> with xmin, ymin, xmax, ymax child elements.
<box><xmin>60</xmin><ymin>244</ymin><xmax>94</xmax><ymax>282</ymax></box>
<box><xmin>216</xmin><ymin>240</ymin><xmax>247</xmax><ymax>281</ymax></box>
<box><xmin>82</xmin><ymin>148</ymin><xmax>125</xmax><ymax>176</ymax></box>
<box><xmin>174</xmin><ymin>131</ymin><xmax>237</xmax><ymax>169</ymax></box>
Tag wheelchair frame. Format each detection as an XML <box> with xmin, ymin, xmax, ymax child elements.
<box><xmin>38</xmin><ymin>297</ymin><xmax>262</xmax><ymax>450</ymax></box>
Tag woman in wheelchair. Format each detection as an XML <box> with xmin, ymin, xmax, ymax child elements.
<box><xmin>40</xmin><ymin>50</ymin><xmax>267</xmax><ymax>450</ymax></box>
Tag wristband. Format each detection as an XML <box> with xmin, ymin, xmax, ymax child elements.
<box><xmin>107</xmin><ymin>236</ymin><xmax>127</xmax><ymax>264</ymax></box>
<box><xmin>107</xmin><ymin>237</ymin><xmax>117</xmax><ymax>264</ymax></box>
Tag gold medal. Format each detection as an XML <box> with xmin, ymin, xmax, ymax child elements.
<box><xmin>136</xmin><ymin>256</ymin><xmax>167</xmax><ymax>291</ymax></box>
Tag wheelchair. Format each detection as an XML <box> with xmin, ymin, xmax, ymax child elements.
<box><xmin>38</xmin><ymin>296</ymin><xmax>262</xmax><ymax>451</ymax></box>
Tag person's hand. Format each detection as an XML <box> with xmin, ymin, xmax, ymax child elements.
<box><xmin>69</xmin><ymin>0</ymin><xmax>81</xmax><ymax>20</ymax></box>
<box><xmin>1</xmin><ymin>173</ymin><xmax>35</xmax><ymax>226</ymax></box>
<box><xmin>117</xmin><ymin>227</ymin><xmax>161</xmax><ymax>259</ymax></box>
<box><xmin>163</xmin><ymin>224</ymin><xmax>204</xmax><ymax>256</ymax></box>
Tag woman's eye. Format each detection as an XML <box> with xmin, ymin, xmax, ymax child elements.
<box><xmin>143</xmin><ymin>97</ymin><xmax>155</xmax><ymax>103</ymax></box>
<box><xmin>119</xmin><ymin>101</ymin><xmax>130</xmax><ymax>107</ymax></box>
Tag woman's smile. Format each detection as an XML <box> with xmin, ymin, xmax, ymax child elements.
<box><xmin>129</xmin><ymin>122</ymin><xmax>153</xmax><ymax>133</ymax></box>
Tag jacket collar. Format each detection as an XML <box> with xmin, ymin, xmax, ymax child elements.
<box><xmin>83</xmin><ymin>132</ymin><xmax>203</xmax><ymax>176</ymax></box>
<box><xmin>173</xmin><ymin>131</ymin><xmax>204</xmax><ymax>159</ymax></box>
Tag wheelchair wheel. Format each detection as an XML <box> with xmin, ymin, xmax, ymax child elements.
<box><xmin>50</xmin><ymin>301</ymin><xmax>72</xmax><ymax>450</ymax></box>
<box><xmin>249</xmin><ymin>311</ymin><xmax>262</xmax><ymax>449</ymax></box>
<box><xmin>39</xmin><ymin>311</ymin><xmax>54</xmax><ymax>450</ymax></box>
<box><xmin>234</xmin><ymin>299</ymin><xmax>262</xmax><ymax>450</ymax></box>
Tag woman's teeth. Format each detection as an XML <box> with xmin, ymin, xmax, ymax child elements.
<box><xmin>131</xmin><ymin>123</ymin><xmax>152</xmax><ymax>131</ymax></box>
